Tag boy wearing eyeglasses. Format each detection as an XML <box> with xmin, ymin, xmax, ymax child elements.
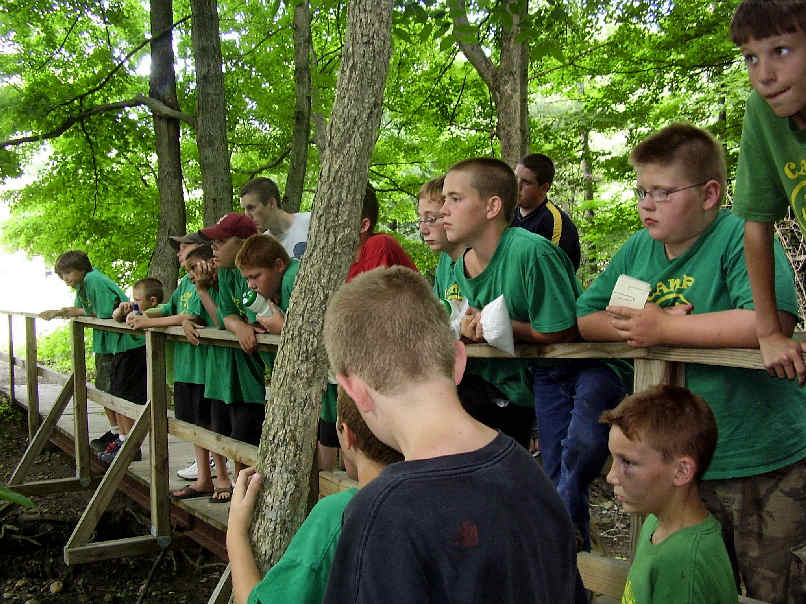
<box><xmin>577</xmin><ymin>123</ymin><xmax>806</xmax><ymax>603</ymax></box>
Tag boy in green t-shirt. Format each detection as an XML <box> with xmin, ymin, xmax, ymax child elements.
<box><xmin>195</xmin><ymin>213</ymin><xmax>266</xmax><ymax>500</ymax></box>
<box><xmin>440</xmin><ymin>158</ymin><xmax>626</xmax><ymax>551</ymax></box>
<box><xmin>600</xmin><ymin>385</ymin><xmax>736</xmax><ymax>604</ymax></box>
<box><xmin>40</xmin><ymin>250</ymin><xmax>147</xmax><ymax>463</ymax></box>
<box><xmin>417</xmin><ymin>176</ymin><xmax>464</xmax><ymax>303</ymax></box>
<box><xmin>227</xmin><ymin>387</ymin><xmax>402</xmax><ymax>604</ymax></box>
<box><xmin>577</xmin><ymin>123</ymin><xmax>806</xmax><ymax>602</ymax></box>
<box><xmin>729</xmin><ymin>1</ymin><xmax>806</xmax><ymax>383</ymax></box>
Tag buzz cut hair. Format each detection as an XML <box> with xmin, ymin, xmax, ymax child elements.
<box><xmin>55</xmin><ymin>250</ymin><xmax>92</xmax><ymax>277</ymax></box>
<box><xmin>133</xmin><ymin>277</ymin><xmax>164</xmax><ymax>303</ymax></box>
<box><xmin>447</xmin><ymin>157</ymin><xmax>517</xmax><ymax>222</ymax></box>
<box><xmin>235</xmin><ymin>234</ymin><xmax>290</xmax><ymax>270</ymax></box>
<box><xmin>417</xmin><ymin>176</ymin><xmax>445</xmax><ymax>203</ymax></box>
<box><xmin>629</xmin><ymin>123</ymin><xmax>727</xmax><ymax>205</ymax></box>
<box><xmin>337</xmin><ymin>386</ymin><xmax>403</xmax><ymax>466</ymax></box>
<box><xmin>731</xmin><ymin>0</ymin><xmax>806</xmax><ymax>46</ymax></box>
<box><xmin>239</xmin><ymin>177</ymin><xmax>281</xmax><ymax>207</ymax></box>
<box><xmin>600</xmin><ymin>385</ymin><xmax>719</xmax><ymax>482</ymax></box>
<box><xmin>324</xmin><ymin>266</ymin><xmax>456</xmax><ymax>395</ymax></box>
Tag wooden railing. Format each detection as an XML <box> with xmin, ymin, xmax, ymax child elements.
<box><xmin>0</xmin><ymin>310</ymin><xmax>776</xmax><ymax>601</ymax></box>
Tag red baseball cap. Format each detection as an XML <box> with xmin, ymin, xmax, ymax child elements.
<box><xmin>201</xmin><ymin>213</ymin><xmax>258</xmax><ymax>240</ymax></box>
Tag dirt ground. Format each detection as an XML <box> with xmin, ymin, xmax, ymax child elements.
<box><xmin>0</xmin><ymin>398</ymin><xmax>225</xmax><ymax>604</ymax></box>
<box><xmin>0</xmin><ymin>393</ymin><xmax>631</xmax><ymax>603</ymax></box>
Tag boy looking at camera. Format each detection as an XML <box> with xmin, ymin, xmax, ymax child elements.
<box><xmin>730</xmin><ymin>0</ymin><xmax>806</xmax><ymax>384</ymax></box>
<box><xmin>600</xmin><ymin>385</ymin><xmax>736</xmax><ymax>604</ymax></box>
<box><xmin>576</xmin><ymin>123</ymin><xmax>806</xmax><ymax>603</ymax></box>
<box><xmin>322</xmin><ymin>266</ymin><xmax>580</xmax><ymax>603</ymax></box>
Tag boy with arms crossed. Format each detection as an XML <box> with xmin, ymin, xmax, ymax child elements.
<box><xmin>576</xmin><ymin>123</ymin><xmax>806</xmax><ymax>603</ymax></box>
<box><xmin>322</xmin><ymin>266</ymin><xmax>580</xmax><ymax>604</ymax></box>
<box><xmin>441</xmin><ymin>158</ymin><xmax>626</xmax><ymax>551</ymax></box>
<box><xmin>40</xmin><ymin>251</ymin><xmax>147</xmax><ymax>462</ymax></box>
<box><xmin>227</xmin><ymin>387</ymin><xmax>402</xmax><ymax>604</ymax></box>
<box><xmin>601</xmin><ymin>385</ymin><xmax>736</xmax><ymax>604</ymax></box>
<box><xmin>730</xmin><ymin>0</ymin><xmax>806</xmax><ymax>383</ymax></box>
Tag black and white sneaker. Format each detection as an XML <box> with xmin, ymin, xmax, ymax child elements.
<box><xmin>90</xmin><ymin>430</ymin><xmax>118</xmax><ymax>453</ymax></box>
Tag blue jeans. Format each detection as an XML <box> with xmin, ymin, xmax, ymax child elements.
<box><xmin>532</xmin><ymin>360</ymin><xmax>626</xmax><ymax>551</ymax></box>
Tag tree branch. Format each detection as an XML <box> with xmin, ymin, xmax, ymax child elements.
<box><xmin>1</xmin><ymin>94</ymin><xmax>196</xmax><ymax>148</ymax></box>
<box><xmin>449</xmin><ymin>0</ymin><xmax>497</xmax><ymax>90</ymax></box>
<box><xmin>232</xmin><ymin>146</ymin><xmax>292</xmax><ymax>178</ymax></box>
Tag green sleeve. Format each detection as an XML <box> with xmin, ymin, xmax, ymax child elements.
<box><xmin>576</xmin><ymin>241</ymin><xmax>629</xmax><ymax>318</ymax></box>
<box><xmin>525</xmin><ymin>247</ymin><xmax>580</xmax><ymax>333</ymax></box>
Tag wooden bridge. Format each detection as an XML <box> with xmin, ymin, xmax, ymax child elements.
<box><xmin>0</xmin><ymin>310</ymin><xmax>771</xmax><ymax>603</ymax></box>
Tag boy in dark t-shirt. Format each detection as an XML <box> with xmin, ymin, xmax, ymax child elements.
<box><xmin>322</xmin><ymin>266</ymin><xmax>580</xmax><ymax>604</ymax></box>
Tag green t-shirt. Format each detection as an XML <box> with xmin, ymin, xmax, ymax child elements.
<box><xmin>577</xmin><ymin>210</ymin><xmax>806</xmax><ymax>479</ymax></box>
<box><xmin>75</xmin><ymin>269</ymin><xmax>144</xmax><ymax>354</ymax></box>
<box><xmin>258</xmin><ymin>258</ymin><xmax>300</xmax><ymax>370</ymax></box>
<box><xmin>622</xmin><ymin>513</ymin><xmax>736</xmax><ymax>604</ymax></box>
<box><xmin>453</xmin><ymin>227</ymin><xmax>582</xmax><ymax>407</ymax></box>
<box><xmin>247</xmin><ymin>488</ymin><xmax>357</xmax><ymax>604</ymax></box>
<box><xmin>203</xmin><ymin>269</ymin><xmax>265</xmax><ymax>405</ymax></box>
<box><xmin>732</xmin><ymin>91</ymin><xmax>806</xmax><ymax>230</ymax></box>
<box><xmin>159</xmin><ymin>274</ymin><xmax>204</xmax><ymax>385</ymax></box>
<box><xmin>434</xmin><ymin>252</ymin><xmax>461</xmax><ymax>303</ymax></box>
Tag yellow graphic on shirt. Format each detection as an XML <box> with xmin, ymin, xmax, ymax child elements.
<box><xmin>621</xmin><ymin>579</ymin><xmax>635</xmax><ymax>604</ymax></box>
<box><xmin>648</xmin><ymin>274</ymin><xmax>694</xmax><ymax>307</ymax></box>
<box><xmin>444</xmin><ymin>283</ymin><xmax>463</xmax><ymax>301</ymax></box>
<box><xmin>783</xmin><ymin>161</ymin><xmax>806</xmax><ymax>230</ymax></box>
<box><xmin>179</xmin><ymin>291</ymin><xmax>194</xmax><ymax>313</ymax></box>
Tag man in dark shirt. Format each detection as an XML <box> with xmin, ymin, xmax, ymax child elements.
<box><xmin>513</xmin><ymin>153</ymin><xmax>581</xmax><ymax>271</ymax></box>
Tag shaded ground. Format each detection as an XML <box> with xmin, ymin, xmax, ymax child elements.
<box><xmin>0</xmin><ymin>397</ymin><xmax>225</xmax><ymax>604</ymax></box>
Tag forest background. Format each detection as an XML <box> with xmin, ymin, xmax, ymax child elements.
<box><xmin>5</xmin><ymin>0</ymin><xmax>801</xmax><ymax>298</ymax></box>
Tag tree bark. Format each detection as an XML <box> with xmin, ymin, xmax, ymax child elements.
<box><xmin>248</xmin><ymin>0</ymin><xmax>394</xmax><ymax>571</ymax></box>
<box><xmin>450</xmin><ymin>0</ymin><xmax>529</xmax><ymax>167</ymax></box>
<box><xmin>149</xmin><ymin>0</ymin><xmax>185</xmax><ymax>297</ymax></box>
<box><xmin>283</xmin><ymin>0</ymin><xmax>312</xmax><ymax>213</ymax></box>
<box><xmin>190</xmin><ymin>0</ymin><xmax>233</xmax><ymax>225</ymax></box>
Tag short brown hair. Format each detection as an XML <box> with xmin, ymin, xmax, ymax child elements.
<box><xmin>55</xmin><ymin>250</ymin><xmax>92</xmax><ymax>277</ymax></box>
<box><xmin>239</xmin><ymin>177</ymin><xmax>281</xmax><ymax>206</ymax></box>
<box><xmin>447</xmin><ymin>157</ymin><xmax>517</xmax><ymax>222</ymax></box>
<box><xmin>133</xmin><ymin>277</ymin><xmax>164</xmax><ymax>303</ymax></box>
<box><xmin>520</xmin><ymin>153</ymin><xmax>555</xmax><ymax>186</ymax></box>
<box><xmin>731</xmin><ymin>0</ymin><xmax>806</xmax><ymax>45</ymax></box>
<box><xmin>324</xmin><ymin>266</ymin><xmax>455</xmax><ymax>394</ymax></box>
<box><xmin>337</xmin><ymin>386</ymin><xmax>403</xmax><ymax>466</ymax></box>
<box><xmin>235</xmin><ymin>234</ymin><xmax>290</xmax><ymax>270</ymax></box>
<box><xmin>600</xmin><ymin>385</ymin><xmax>718</xmax><ymax>482</ymax></box>
<box><xmin>185</xmin><ymin>244</ymin><xmax>213</xmax><ymax>263</ymax></box>
<box><xmin>417</xmin><ymin>176</ymin><xmax>445</xmax><ymax>202</ymax></box>
<box><xmin>629</xmin><ymin>123</ymin><xmax>727</xmax><ymax>204</ymax></box>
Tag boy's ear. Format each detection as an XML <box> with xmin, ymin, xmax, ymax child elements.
<box><xmin>672</xmin><ymin>455</ymin><xmax>697</xmax><ymax>487</ymax></box>
<box><xmin>453</xmin><ymin>340</ymin><xmax>468</xmax><ymax>385</ymax></box>
<box><xmin>485</xmin><ymin>195</ymin><xmax>504</xmax><ymax>221</ymax></box>
<box><xmin>359</xmin><ymin>217</ymin><xmax>372</xmax><ymax>235</ymax></box>
<box><xmin>338</xmin><ymin>420</ymin><xmax>357</xmax><ymax>451</ymax></box>
<box><xmin>701</xmin><ymin>179</ymin><xmax>721</xmax><ymax>211</ymax></box>
<box><xmin>336</xmin><ymin>373</ymin><xmax>374</xmax><ymax>413</ymax></box>
<box><xmin>148</xmin><ymin>296</ymin><xmax>159</xmax><ymax>306</ymax></box>
<box><xmin>273</xmin><ymin>257</ymin><xmax>286</xmax><ymax>271</ymax></box>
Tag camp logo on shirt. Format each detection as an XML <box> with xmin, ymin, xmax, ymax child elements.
<box><xmin>783</xmin><ymin>160</ymin><xmax>806</xmax><ymax>227</ymax></box>
<box><xmin>179</xmin><ymin>291</ymin><xmax>194</xmax><ymax>313</ymax></box>
<box><xmin>444</xmin><ymin>283</ymin><xmax>463</xmax><ymax>301</ymax></box>
<box><xmin>649</xmin><ymin>274</ymin><xmax>694</xmax><ymax>307</ymax></box>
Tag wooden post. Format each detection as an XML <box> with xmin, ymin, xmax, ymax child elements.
<box><xmin>25</xmin><ymin>316</ymin><xmax>40</xmax><ymax>441</ymax></box>
<box><xmin>628</xmin><ymin>358</ymin><xmax>686</xmax><ymax>557</ymax></box>
<box><xmin>7</xmin><ymin>314</ymin><xmax>14</xmax><ymax>404</ymax></box>
<box><xmin>71</xmin><ymin>320</ymin><xmax>91</xmax><ymax>486</ymax></box>
<box><xmin>147</xmin><ymin>330</ymin><xmax>170</xmax><ymax>543</ymax></box>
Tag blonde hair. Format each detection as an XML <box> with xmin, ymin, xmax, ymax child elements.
<box><xmin>324</xmin><ymin>266</ymin><xmax>455</xmax><ymax>394</ymax></box>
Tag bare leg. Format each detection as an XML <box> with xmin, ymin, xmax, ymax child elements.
<box><xmin>103</xmin><ymin>408</ymin><xmax>118</xmax><ymax>430</ymax></box>
<box><xmin>210</xmin><ymin>453</ymin><xmax>231</xmax><ymax>500</ymax></box>
<box><xmin>117</xmin><ymin>412</ymin><xmax>134</xmax><ymax>436</ymax></box>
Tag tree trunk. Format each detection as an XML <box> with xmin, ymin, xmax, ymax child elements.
<box><xmin>283</xmin><ymin>0</ymin><xmax>312</xmax><ymax>213</ymax></box>
<box><xmin>190</xmin><ymin>0</ymin><xmax>232</xmax><ymax>225</ymax></box>
<box><xmin>248</xmin><ymin>0</ymin><xmax>394</xmax><ymax>570</ymax></box>
<box><xmin>149</xmin><ymin>0</ymin><xmax>184</xmax><ymax>297</ymax></box>
<box><xmin>581</xmin><ymin>128</ymin><xmax>594</xmax><ymax>217</ymax></box>
<box><xmin>451</xmin><ymin>0</ymin><xmax>529</xmax><ymax>167</ymax></box>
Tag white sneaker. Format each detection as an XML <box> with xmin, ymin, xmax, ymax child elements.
<box><xmin>177</xmin><ymin>457</ymin><xmax>218</xmax><ymax>480</ymax></box>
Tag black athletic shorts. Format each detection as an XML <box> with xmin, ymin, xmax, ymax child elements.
<box><xmin>210</xmin><ymin>400</ymin><xmax>265</xmax><ymax>446</ymax></box>
<box><xmin>110</xmin><ymin>346</ymin><xmax>147</xmax><ymax>404</ymax></box>
<box><xmin>173</xmin><ymin>382</ymin><xmax>212</xmax><ymax>427</ymax></box>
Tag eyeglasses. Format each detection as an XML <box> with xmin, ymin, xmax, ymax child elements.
<box><xmin>634</xmin><ymin>180</ymin><xmax>711</xmax><ymax>202</ymax></box>
<box><xmin>416</xmin><ymin>215</ymin><xmax>443</xmax><ymax>226</ymax></box>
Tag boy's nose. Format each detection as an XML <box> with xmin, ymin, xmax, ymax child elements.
<box><xmin>605</xmin><ymin>463</ymin><xmax>617</xmax><ymax>485</ymax></box>
<box><xmin>757</xmin><ymin>58</ymin><xmax>776</xmax><ymax>84</ymax></box>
